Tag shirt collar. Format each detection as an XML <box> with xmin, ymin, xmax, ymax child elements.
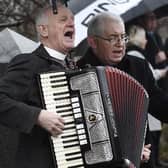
<box><xmin>44</xmin><ymin>46</ymin><xmax>66</xmax><ymax>61</ymax></box>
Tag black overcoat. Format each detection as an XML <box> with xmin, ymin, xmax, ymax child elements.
<box><xmin>0</xmin><ymin>44</ymin><xmax>67</xmax><ymax>168</ymax></box>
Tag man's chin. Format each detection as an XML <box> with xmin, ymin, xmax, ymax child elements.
<box><xmin>64</xmin><ymin>43</ymin><xmax>74</xmax><ymax>52</ymax></box>
<box><xmin>111</xmin><ymin>56</ymin><xmax>124</xmax><ymax>64</ymax></box>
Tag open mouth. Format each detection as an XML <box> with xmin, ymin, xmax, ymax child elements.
<box><xmin>113</xmin><ymin>50</ymin><xmax>122</xmax><ymax>54</ymax></box>
<box><xmin>64</xmin><ymin>30</ymin><xmax>74</xmax><ymax>39</ymax></box>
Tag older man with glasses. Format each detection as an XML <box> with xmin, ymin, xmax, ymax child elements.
<box><xmin>77</xmin><ymin>12</ymin><xmax>168</xmax><ymax>123</ymax></box>
<box><xmin>76</xmin><ymin>12</ymin><xmax>168</xmax><ymax>167</ymax></box>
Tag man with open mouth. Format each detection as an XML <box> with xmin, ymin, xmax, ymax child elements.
<box><xmin>0</xmin><ymin>1</ymin><xmax>76</xmax><ymax>168</ymax></box>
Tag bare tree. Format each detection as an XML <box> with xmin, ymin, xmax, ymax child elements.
<box><xmin>0</xmin><ymin>0</ymin><xmax>48</xmax><ymax>40</ymax></box>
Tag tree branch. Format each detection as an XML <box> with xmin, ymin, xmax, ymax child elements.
<box><xmin>0</xmin><ymin>21</ymin><xmax>24</xmax><ymax>28</ymax></box>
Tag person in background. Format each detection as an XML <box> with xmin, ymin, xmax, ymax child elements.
<box><xmin>126</xmin><ymin>24</ymin><xmax>168</xmax><ymax>168</ymax></box>
<box><xmin>135</xmin><ymin>12</ymin><xmax>168</xmax><ymax>168</ymax></box>
<box><xmin>76</xmin><ymin>12</ymin><xmax>168</xmax><ymax>167</ymax></box>
<box><xmin>0</xmin><ymin>2</ymin><xmax>75</xmax><ymax>168</ymax></box>
<box><xmin>137</xmin><ymin>12</ymin><xmax>167</xmax><ymax>68</ymax></box>
<box><xmin>165</xmin><ymin>38</ymin><xmax>168</xmax><ymax>57</ymax></box>
<box><xmin>126</xmin><ymin>25</ymin><xmax>168</xmax><ymax>80</ymax></box>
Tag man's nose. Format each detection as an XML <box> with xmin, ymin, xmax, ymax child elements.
<box><xmin>68</xmin><ymin>18</ymin><xmax>74</xmax><ymax>26</ymax></box>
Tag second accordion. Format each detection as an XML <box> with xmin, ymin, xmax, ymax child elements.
<box><xmin>38</xmin><ymin>66</ymin><xmax>149</xmax><ymax>168</ymax></box>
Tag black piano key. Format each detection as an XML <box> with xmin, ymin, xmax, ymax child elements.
<box><xmin>61</xmin><ymin>113</ymin><xmax>73</xmax><ymax>118</ymax></box>
<box><xmin>65</xmin><ymin>121</ymin><xmax>75</xmax><ymax>125</ymax></box>
<box><xmin>68</xmin><ymin>164</ymin><xmax>84</xmax><ymax>168</ymax></box>
<box><xmin>62</xmin><ymin>134</ymin><xmax>77</xmax><ymax>139</ymax></box>
<box><xmin>66</xmin><ymin>156</ymin><xmax>82</xmax><ymax>161</ymax></box>
<box><xmin>64</xmin><ymin>143</ymin><xmax>79</xmax><ymax>149</ymax></box>
<box><xmin>63</xmin><ymin>138</ymin><xmax>78</xmax><ymax>144</ymax></box>
<box><xmin>65</xmin><ymin>151</ymin><xmax>81</xmax><ymax>157</ymax></box>
<box><xmin>64</xmin><ymin>126</ymin><xmax>76</xmax><ymax>131</ymax></box>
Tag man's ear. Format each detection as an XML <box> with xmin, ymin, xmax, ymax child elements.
<box><xmin>87</xmin><ymin>36</ymin><xmax>97</xmax><ymax>49</ymax></box>
<box><xmin>36</xmin><ymin>25</ymin><xmax>48</xmax><ymax>37</ymax></box>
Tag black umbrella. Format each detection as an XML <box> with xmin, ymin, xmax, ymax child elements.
<box><xmin>67</xmin><ymin>0</ymin><xmax>168</xmax><ymax>45</ymax></box>
<box><xmin>68</xmin><ymin>0</ymin><xmax>168</xmax><ymax>21</ymax></box>
<box><xmin>121</xmin><ymin>0</ymin><xmax>168</xmax><ymax>21</ymax></box>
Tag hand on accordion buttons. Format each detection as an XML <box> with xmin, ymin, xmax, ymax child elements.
<box><xmin>37</xmin><ymin>109</ymin><xmax>65</xmax><ymax>137</ymax></box>
<box><xmin>141</xmin><ymin>144</ymin><xmax>151</xmax><ymax>163</ymax></box>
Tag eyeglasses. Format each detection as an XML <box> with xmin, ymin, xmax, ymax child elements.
<box><xmin>95</xmin><ymin>34</ymin><xmax>129</xmax><ymax>44</ymax></box>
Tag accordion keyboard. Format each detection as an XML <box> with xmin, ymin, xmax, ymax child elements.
<box><xmin>39</xmin><ymin>72</ymin><xmax>89</xmax><ymax>168</ymax></box>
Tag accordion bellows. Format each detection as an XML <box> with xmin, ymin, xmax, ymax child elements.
<box><xmin>39</xmin><ymin>66</ymin><xmax>149</xmax><ymax>168</ymax></box>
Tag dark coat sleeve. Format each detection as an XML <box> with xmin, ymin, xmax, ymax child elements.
<box><xmin>0</xmin><ymin>54</ymin><xmax>41</xmax><ymax>133</ymax></box>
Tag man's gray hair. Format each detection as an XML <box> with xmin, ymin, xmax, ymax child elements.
<box><xmin>35</xmin><ymin>5</ymin><xmax>51</xmax><ymax>26</ymax></box>
<box><xmin>87</xmin><ymin>12</ymin><xmax>124</xmax><ymax>36</ymax></box>
<box><xmin>35</xmin><ymin>1</ymin><xmax>65</xmax><ymax>26</ymax></box>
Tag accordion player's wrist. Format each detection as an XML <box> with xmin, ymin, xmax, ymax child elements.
<box><xmin>36</xmin><ymin>109</ymin><xmax>46</xmax><ymax>126</ymax></box>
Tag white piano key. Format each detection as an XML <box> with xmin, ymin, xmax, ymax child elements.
<box><xmin>59</xmin><ymin>111</ymin><xmax>73</xmax><ymax>116</ymax></box>
<box><xmin>42</xmin><ymin>86</ymin><xmax>69</xmax><ymax>93</ymax></box>
<box><xmin>40</xmin><ymin>72</ymin><xmax>65</xmax><ymax>78</ymax></box>
<box><xmin>61</xmin><ymin>130</ymin><xmax>77</xmax><ymax>137</ymax></box>
<box><xmin>41</xmin><ymin>76</ymin><xmax>66</xmax><ymax>81</ymax></box>
<box><xmin>52</xmin><ymin>135</ymin><xmax>78</xmax><ymax>142</ymax></box>
<box><xmin>55</xmin><ymin>99</ymin><xmax>71</xmax><ymax>106</ymax></box>
<box><xmin>63</xmin><ymin>115</ymin><xmax>74</xmax><ymax>121</ymax></box>
<box><xmin>56</xmin><ymin>153</ymin><xmax>82</xmax><ymax>161</ymax></box>
<box><xmin>56</xmin><ymin>106</ymin><xmax>72</xmax><ymax>112</ymax></box>
<box><xmin>63</xmin><ymin>129</ymin><xmax>76</xmax><ymax>135</ymax></box>
<box><xmin>54</xmin><ymin>145</ymin><xmax>81</xmax><ymax>153</ymax></box>
<box><xmin>44</xmin><ymin>99</ymin><xmax>71</xmax><ymax>107</ymax></box>
<box><xmin>55</xmin><ymin>146</ymin><xmax>81</xmax><ymax>155</ymax></box>
<box><xmin>45</xmin><ymin>103</ymin><xmax>71</xmax><ymax>109</ymax></box>
<box><xmin>45</xmin><ymin>97</ymin><xmax>71</xmax><ymax>103</ymax></box>
<box><xmin>64</xmin><ymin>117</ymin><xmax>74</xmax><ymax>123</ymax></box>
<box><xmin>44</xmin><ymin>93</ymin><xmax>70</xmax><ymax>99</ymax></box>
<box><xmin>41</xmin><ymin>81</ymin><xmax>67</xmax><ymax>87</ymax></box>
<box><xmin>64</xmin><ymin>123</ymin><xmax>76</xmax><ymax>129</ymax></box>
<box><xmin>57</xmin><ymin>158</ymin><xmax>84</xmax><ymax>167</ymax></box>
<box><xmin>54</xmin><ymin>141</ymin><xmax>79</xmax><ymax>148</ymax></box>
<box><xmin>53</xmin><ymin>142</ymin><xmax>79</xmax><ymax>150</ymax></box>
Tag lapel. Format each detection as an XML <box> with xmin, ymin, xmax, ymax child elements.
<box><xmin>34</xmin><ymin>44</ymin><xmax>68</xmax><ymax>68</ymax></box>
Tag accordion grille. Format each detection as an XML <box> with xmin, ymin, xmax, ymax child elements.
<box><xmin>104</xmin><ymin>66</ymin><xmax>148</xmax><ymax>167</ymax></box>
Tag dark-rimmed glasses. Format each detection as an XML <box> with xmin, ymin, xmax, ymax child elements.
<box><xmin>94</xmin><ymin>34</ymin><xmax>129</xmax><ymax>44</ymax></box>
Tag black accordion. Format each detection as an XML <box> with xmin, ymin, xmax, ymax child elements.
<box><xmin>38</xmin><ymin>66</ymin><xmax>149</xmax><ymax>168</ymax></box>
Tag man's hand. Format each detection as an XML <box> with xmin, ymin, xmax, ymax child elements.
<box><xmin>155</xmin><ymin>51</ymin><xmax>167</xmax><ymax>63</ymax></box>
<box><xmin>37</xmin><ymin>109</ymin><xmax>64</xmax><ymax>137</ymax></box>
<box><xmin>141</xmin><ymin>144</ymin><xmax>151</xmax><ymax>163</ymax></box>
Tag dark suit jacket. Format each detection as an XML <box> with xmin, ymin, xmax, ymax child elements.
<box><xmin>0</xmin><ymin>44</ymin><xmax>67</xmax><ymax>168</ymax></box>
<box><xmin>77</xmin><ymin>47</ymin><xmax>168</xmax><ymax>123</ymax></box>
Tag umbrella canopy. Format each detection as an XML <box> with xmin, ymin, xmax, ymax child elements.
<box><xmin>68</xmin><ymin>0</ymin><xmax>168</xmax><ymax>45</ymax></box>
<box><xmin>0</xmin><ymin>28</ymin><xmax>39</xmax><ymax>63</ymax></box>
<box><xmin>122</xmin><ymin>0</ymin><xmax>168</xmax><ymax>21</ymax></box>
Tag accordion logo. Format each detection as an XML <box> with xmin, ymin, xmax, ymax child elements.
<box><xmin>88</xmin><ymin>114</ymin><xmax>97</xmax><ymax>123</ymax></box>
